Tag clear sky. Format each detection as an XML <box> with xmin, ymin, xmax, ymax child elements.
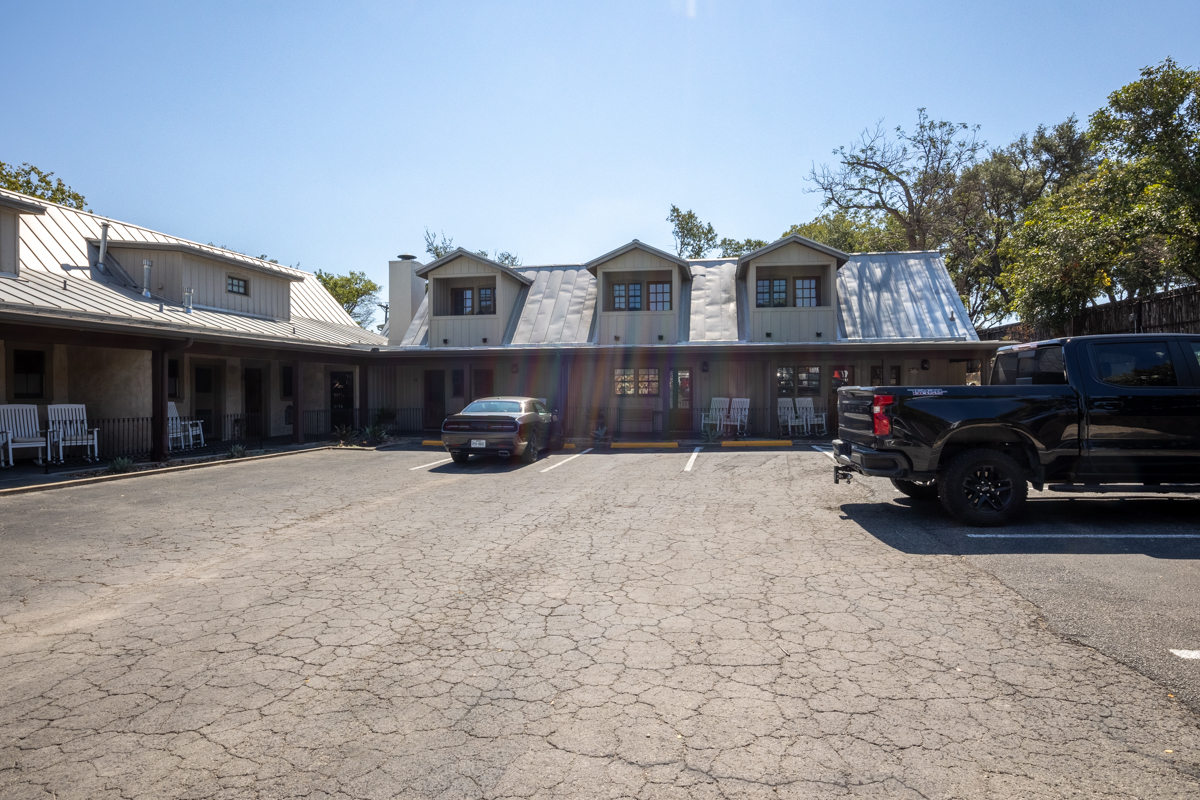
<box><xmin>4</xmin><ymin>1</ymin><xmax>1198</xmax><ymax>325</ymax></box>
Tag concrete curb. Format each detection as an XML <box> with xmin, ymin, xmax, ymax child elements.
<box><xmin>721</xmin><ymin>440</ymin><xmax>795</xmax><ymax>447</ymax></box>
<box><xmin>0</xmin><ymin>446</ymin><xmax>369</xmax><ymax>498</ymax></box>
<box><xmin>610</xmin><ymin>442</ymin><xmax>680</xmax><ymax>449</ymax></box>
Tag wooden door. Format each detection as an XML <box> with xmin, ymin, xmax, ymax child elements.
<box><xmin>424</xmin><ymin>370</ymin><xmax>446</xmax><ymax>430</ymax></box>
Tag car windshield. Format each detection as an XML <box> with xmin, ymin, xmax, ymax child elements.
<box><xmin>462</xmin><ymin>400</ymin><xmax>523</xmax><ymax>413</ymax></box>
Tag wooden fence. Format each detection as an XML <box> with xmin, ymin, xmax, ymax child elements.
<box><xmin>980</xmin><ymin>284</ymin><xmax>1200</xmax><ymax>342</ymax></box>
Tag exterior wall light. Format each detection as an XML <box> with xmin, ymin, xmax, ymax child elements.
<box><xmin>482</xmin><ymin>337</ymin><xmax>488</xmax><ymax>344</ymax></box>
<box><xmin>442</xmin><ymin>338</ymin><xmax>448</xmax><ymax>345</ymax></box>
<box><xmin>765</xmin><ymin>332</ymin><xmax>772</xmax><ymax>338</ymax></box>
<box><xmin>701</xmin><ymin>361</ymin><xmax>709</xmax><ymax>373</ymax></box>
<box><xmin>816</xmin><ymin>331</ymin><xmax>822</xmax><ymax>338</ymax></box>
<box><xmin>614</xmin><ymin>335</ymin><xmax>620</xmax><ymax>341</ymax></box>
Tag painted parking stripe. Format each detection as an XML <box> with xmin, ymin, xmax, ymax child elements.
<box><xmin>684</xmin><ymin>447</ymin><xmax>702</xmax><ymax>472</ymax></box>
<box><xmin>540</xmin><ymin>448</ymin><xmax>592</xmax><ymax>473</ymax></box>
<box><xmin>1170</xmin><ymin>649</ymin><xmax>1200</xmax><ymax>659</ymax></box>
<box><xmin>966</xmin><ymin>533</ymin><xmax>1200</xmax><ymax>539</ymax></box>
<box><xmin>409</xmin><ymin>457</ymin><xmax>452</xmax><ymax>471</ymax></box>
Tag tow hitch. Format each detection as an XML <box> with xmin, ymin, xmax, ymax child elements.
<box><xmin>834</xmin><ymin>464</ymin><xmax>854</xmax><ymax>484</ymax></box>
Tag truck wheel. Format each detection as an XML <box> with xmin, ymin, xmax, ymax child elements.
<box><xmin>890</xmin><ymin>478</ymin><xmax>939</xmax><ymax>501</ymax></box>
<box><xmin>938</xmin><ymin>448</ymin><xmax>1028</xmax><ymax>527</ymax></box>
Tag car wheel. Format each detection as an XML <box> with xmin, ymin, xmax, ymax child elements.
<box><xmin>938</xmin><ymin>448</ymin><xmax>1028</xmax><ymax>527</ymax></box>
<box><xmin>890</xmin><ymin>478</ymin><xmax>939</xmax><ymax>501</ymax></box>
<box><xmin>451</xmin><ymin>452</ymin><xmax>470</xmax><ymax>464</ymax></box>
<box><xmin>521</xmin><ymin>432</ymin><xmax>539</xmax><ymax>464</ymax></box>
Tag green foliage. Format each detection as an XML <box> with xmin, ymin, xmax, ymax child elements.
<box><xmin>373</xmin><ymin>407</ymin><xmax>398</xmax><ymax>424</ymax></box>
<box><xmin>717</xmin><ymin>237</ymin><xmax>769</xmax><ymax>257</ymax></box>
<box><xmin>107</xmin><ymin>457</ymin><xmax>134</xmax><ymax>474</ymax></box>
<box><xmin>424</xmin><ymin>228</ymin><xmax>520</xmax><ymax>266</ymax></box>
<box><xmin>227</xmin><ymin>443</ymin><xmax>248</xmax><ymax>459</ymax></box>
<box><xmin>701</xmin><ymin>426</ymin><xmax>722</xmax><ymax>444</ymax></box>
<box><xmin>667</xmin><ymin>205</ymin><xmax>719</xmax><ymax>258</ymax></box>
<box><xmin>782</xmin><ymin>210</ymin><xmax>907</xmax><ymax>254</ymax></box>
<box><xmin>0</xmin><ymin>161</ymin><xmax>87</xmax><ymax>209</ymax></box>
<box><xmin>314</xmin><ymin>269</ymin><xmax>382</xmax><ymax>328</ymax></box>
<box><xmin>591</xmin><ymin>425</ymin><xmax>608</xmax><ymax>446</ymax></box>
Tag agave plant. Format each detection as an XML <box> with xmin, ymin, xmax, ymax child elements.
<box><xmin>228</xmin><ymin>443</ymin><xmax>248</xmax><ymax>459</ymax></box>
<box><xmin>107</xmin><ymin>456</ymin><xmax>135</xmax><ymax>474</ymax></box>
<box><xmin>701</xmin><ymin>426</ymin><xmax>722</xmax><ymax>444</ymax></box>
<box><xmin>591</xmin><ymin>425</ymin><xmax>608</xmax><ymax>446</ymax></box>
<box><xmin>333</xmin><ymin>424</ymin><xmax>356</xmax><ymax>444</ymax></box>
<box><xmin>361</xmin><ymin>424</ymin><xmax>387</xmax><ymax>446</ymax></box>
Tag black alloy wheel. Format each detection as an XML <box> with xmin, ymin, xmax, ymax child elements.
<box><xmin>521</xmin><ymin>431</ymin><xmax>539</xmax><ymax>464</ymax></box>
<box><xmin>938</xmin><ymin>448</ymin><xmax>1028</xmax><ymax>527</ymax></box>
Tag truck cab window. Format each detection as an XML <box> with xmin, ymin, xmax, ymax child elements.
<box><xmin>1093</xmin><ymin>342</ymin><xmax>1177</xmax><ymax>387</ymax></box>
<box><xmin>992</xmin><ymin>345</ymin><xmax>1068</xmax><ymax>385</ymax></box>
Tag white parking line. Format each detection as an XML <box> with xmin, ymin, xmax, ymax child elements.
<box><xmin>1170</xmin><ymin>649</ymin><xmax>1200</xmax><ymax>659</ymax></box>
<box><xmin>540</xmin><ymin>448</ymin><xmax>592</xmax><ymax>473</ymax></box>
<box><xmin>409</xmin><ymin>457</ymin><xmax>452</xmax><ymax>471</ymax></box>
<box><xmin>684</xmin><ymin>447</ymin><xmax>702</xmax><ymax>472</ymax></box>
<box><xmin>966</xmin><ymin>533</ymin><xmax>1200</xmax><ymax>539</ymax></box>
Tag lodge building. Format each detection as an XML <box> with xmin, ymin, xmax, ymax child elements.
<box><xmin>0</xmin><ymin>186</ymin><xmax>999</xmax><ymax>461</ymax></box>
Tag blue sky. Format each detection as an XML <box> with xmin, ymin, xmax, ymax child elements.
<box><xmin>4</xmin><ymin>1</ymin><xmax>1198</xmax><ymax>324</ymax></box>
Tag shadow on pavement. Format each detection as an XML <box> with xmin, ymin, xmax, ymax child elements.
<box><xmin>842</xmin><ymin>495</ymin><xmax>1200</xmax><ymax>558</ymax></box>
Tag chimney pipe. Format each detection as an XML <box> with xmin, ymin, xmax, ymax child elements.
<box><xmin>97</xmin><ymin>222</ymin><xmax>110</xmax><ymax>273</ymax></box>
<box><xmin>142</xmin><ymin>260</ymin><xmax>153</xmax><ymax>298</ymax></box>
<box><xmin>183</xmin><ymin>287</ymin><xmax>194</xmax><ymax>313</ymax></box>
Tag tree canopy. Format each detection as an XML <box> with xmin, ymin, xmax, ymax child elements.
<box><xmin>1</xmin><ymin>161</ymin><xmax>87</xmax><ymax>209</ymax></box>
<box><xmin>314</xmin><ymin>270</ymin><xmax>382</xmax><ymax>329</ymax></box>
<box><xmin>424</xmin><ymin>228</ymin><xmax>520</xmax><ymax>266</ymax></box>
<box><xmin>667</xmin><ymin>206</ymin><xmax>718</xmax><ymax>258</ymax></box>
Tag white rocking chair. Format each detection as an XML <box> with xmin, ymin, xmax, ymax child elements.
<box><xmin>701</xmin><ymin>397</ymin><xmax>730</xmax><ymax>435</ymax></box>
<box><xmin>47</xmin><ymin>404</ymin><xmax>99</xmax><ymax>462</ymax></box>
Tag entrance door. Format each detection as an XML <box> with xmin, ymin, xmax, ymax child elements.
<box><xmin>330</xmin><ymin>371</ymin><xmax>355</xmax><ymax>429</ymax></box>
<box><xmin>424</xmin><ymin>371</ymin><xmax>446</xmax><ymax>429</ymax></box>
<box><xmin>472</xmin><ymin>369</ymin><xmax>495</xmax><ymax>400</ymax></box>
<box><xmin>194</xmin><ymin>366</ymin><xmax>216</xmax><ymax>438</ymax></box>
<box><xmin>669</xmin><ymin>369</ymin><xmax>692</xmax><ymax>433</ymax></box>
<box><xmin>1082</xmin><ymin>338</ymin><xmax>1200</xmax><ymax>481</ymax></box>
<box><xmin>243</xmin><ymin>368</ymin><xmax>263</xmax><ymax>436</ymax></box>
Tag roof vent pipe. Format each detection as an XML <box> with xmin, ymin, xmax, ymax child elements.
<box><xmin>142</xmin><ymin>260</ymin><xmax>153</xmax><ymax>298</ymax></box>
<box><xmin>183</xmin><ymin>287</ymin><xmax>193</xmax><ymax>313</ymax></box>
<box><xmin>97</xmin><ymin>222</ymin><xmax>110</xmax><ymax>273</ymax></box>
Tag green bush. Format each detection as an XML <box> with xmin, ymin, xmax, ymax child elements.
<box><xmin>361</xmin><ymin>424</ymin><xmax>386</xmax><ymax>446</ymax></box>
<box><xmin>333</xmin><ymin>424</ymin><xmax>356</xmax><ymax>444</ymax></box>
<box><xmin>228</xmin><ymin>444</ymin><xmax>247</xmax><ymax>459</ymax></box>
<box><xmin>107</xmin><ymin>457</ymin><xmax>135</xmax><ymax>474</ymax></box>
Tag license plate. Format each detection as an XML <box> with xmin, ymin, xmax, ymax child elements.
<box><xmin>470</xmin><ymin>439</ymin><xmax>486</xmax><ymax>449</ymax></box>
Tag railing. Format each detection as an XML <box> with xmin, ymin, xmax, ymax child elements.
<box><xmin>301</xmin><ymin>408</ymin><xmax>425</xmax><ymax>440</ymax></box>
<box><xmin>37</xmin><ymin>413</ymin><xmax>267</xmax><ymax>471</ymax></box>
<box><xmin>561</xmin><ymin>403</ymin><xmax>831</xmax><ymax>440</ymax></box>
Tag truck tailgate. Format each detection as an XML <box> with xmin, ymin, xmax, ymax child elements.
<box><xmin>836</xmin><ymin>388</ymin><xmax>877</xmax><ymax>447</ymax></box>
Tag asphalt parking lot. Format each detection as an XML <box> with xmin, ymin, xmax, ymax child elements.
<box><xmin>1</xmin><ymin>446</ymin><xmax>1198</xmax><ymax>799</ymax></box>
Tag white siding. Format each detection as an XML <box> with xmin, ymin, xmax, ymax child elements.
<box><xmin>596</xmin><ymin>250</ymin><xmax>680</xmax><ymax>345</ymax></box>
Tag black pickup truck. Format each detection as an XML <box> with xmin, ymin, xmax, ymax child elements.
<box><xmin>832</xmin><ymin>334</ymin><xmax>1200</xmax><ymax>525</ymax></box>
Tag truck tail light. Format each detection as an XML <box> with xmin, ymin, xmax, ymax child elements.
<box><xmin>872</xmin><ymin>394</ymin><xmax>894</xmax><ymax>436</ymax></box>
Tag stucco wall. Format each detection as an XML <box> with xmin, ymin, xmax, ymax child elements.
<box><xmin>66</xmin><ymin>346</ymin><xmax>152</xmax><ymax>418</ymax></box>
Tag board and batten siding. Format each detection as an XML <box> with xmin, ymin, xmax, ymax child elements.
<box><xmin>107</xmin><ymin>247</ymin><xmax>292</xmax><ymax>319</ymax></box>
<box><xmin>427</xmin><ymin>255</ymin><xmax>522</xmax><ymax>348</ymax></box>
<box><xmin>746</xmin><ymin>241</ymin><xmax>838</xmax><ymax>344</ymax></box>
<box><xmin>1</xmin><ymin>210</ymin><xmax>18</xmax><ymax>275</ymax></box>
<box><xmin>596</xmin><ymin>250</ymin><xmax>681</xmax><ymax>345</ymax></box>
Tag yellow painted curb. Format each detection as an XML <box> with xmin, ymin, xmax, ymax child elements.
<box><xmin>611</xmin><ymin>442</ymin><xmax>679</xmax><ymax>449</ymax></box>
<box><xmin>721</xmin><ymin>440</ymin><xmax>794</xmax><ymax>447</ymax></box>
<box><xmin>562</xmin><ymin>443</ymin><xmax>577</xmax><ymax>449</ymax></box>
<box><xmin>422</xmin><ymin>440</ymin><xmax>444</xmax><ymax>446</ymax></box>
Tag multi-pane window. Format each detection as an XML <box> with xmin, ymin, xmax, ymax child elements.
<box><xmin>649</xmin><ymin>282</ymin><xmax>671</xmax><ymax>311</ymax></box>
<box><xmin>614</xmin><ymin>368</ymin><xmax>635</xmax><ymax>395</ymax></box>
<box><xmin>451</xmin><ymin>369</ymin><xmax>465</xmax><ymax>397</ymax></box>
<box><xmin>627</xmin><ymin>283</ymin><xmax>643</xmax><ymax>311</ymax></box>
<box><xmin>226</xmin><ymin>276</ymin><xmax>248</xmax><ymax>295</ymax></box>
<box><xmin>612</xmin><ymin>283</ymin><xmax>627</xmax><ymax>311</ymax></box>
<box><xmin>281</xmin><ymin>365</ymin><xmax>294</xmax><ymax>399</ymax></box>
<box><xmin>637</xmin><ymin>368</ymin><xmax>660</xmax><ymax>396</ymax></box>
<box><xmin>12</xmin><ymin>350</ymin><xmax>45</xmax><ymax>399</ymax></box>
<box><xmin>756</xmin><ymin>279</ymin><xmax>787</xmax><ymax>308</ymax></box>
<box><xmin>451</xmin><ymin>288</ymin><xmax>473</xmax><ymax>316</ymax></box>
<box><xmin>795</xmin><ymin>278</ymin><xmax>819</xmax><ymax>307</ymax></box>
<box><xmin>478</xmin><ymin>287</ymin><xmax>495</xmax><ymax>315</ymax></box>
<box><xmin>831</xmin><ymin>366</ymin><xmax>854</xmax><ymax>389</ymax></box>
<box><xmin>797</xmin><ymin>366</ymin><xmax>821</xmax><ymax>394</ymax></box>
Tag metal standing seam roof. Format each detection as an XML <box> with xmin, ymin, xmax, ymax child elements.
<box><xmin>397</xmin><ymin>251</ymin><xmax>977</xmax><ymax>349</ymax></box>
<box><xmin>0</xmin><ymin>188</ymin><xmax>386</xmax><ymax>347</ymax></box>
<box><xmin>837</xmin><ymin>252</ymin><xmax>978</xmax><ymax>341</ymax></box>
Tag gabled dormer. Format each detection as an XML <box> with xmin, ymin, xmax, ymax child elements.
<box><xmin>736</xmin><ymin>235</ymin><xmax>849</xmax><ymax>343</ymax></box>
<box><xmin>93</xmin><ymin>240</ymin><xmax>301</xmax><ymax>320</ymax></box>
<box><xmin>0</xmin><ymin>194</ymin><xmax>47</xmax><ymax>278</ymax></box>
<box><xmin>585</xmin><ymin>240</ymin><xmax>690</xmax><ymax>345</ymax></box>
<box><xmin>416</xmin><ymin>248</ymin><xmax>532</xmax><ymax>348</ymax></box>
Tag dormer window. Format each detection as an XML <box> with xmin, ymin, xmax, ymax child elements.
<box><xmin>227</xmin><ymin>276</ymin><xmax>249</xmax><ymax>295</ymax></box>
<box><xmin>478</xmin><ymin>287</ymin><xmax>495</xmax><ymax>315</ymax></box>
<box><xmin>649</xmin><ymin>282</ymin><xmax>671</xmax><ymax>311</ymax></box>
<box><xmin>795</xmin><ymin>278</ymin><xmax>820</xmax><ymax>307</ymax></box>
<box><xmin>756</xmin><ymin>279</ymin><xmax>787</xmax><ymax>308</ymax></box>
<box><xmin>451</xmin><ymin>288</ymin><xmax>473</xmax><ymax>315</ymax></box>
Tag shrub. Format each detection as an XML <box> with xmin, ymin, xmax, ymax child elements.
<box><xmin>591</xmin><ymin>425</ymin><xmax>608</xmax><ymax>446</ymax></box>
<box><xmin>701</xmin><ymin>427</ymin><xmax>722</xmax><ymax>444</ymax></box>
<box><xmin>228</xmin><ymin>444</ymin><xmax>247</xmax><ymax>459</ymax></box>
<box><xmin>107</xmin><ymin>457</ymin><xmax>134</xmax><ymax>474</ymax></box>
<box><xmin>333</xmin><ymin>424</ymin><xmax>356</xmax><ymax>444</ymax></box>
<box><xmin>361</xmin><ymin>424</ymin><xmax>386</xmax><ymax>446</ymax></box>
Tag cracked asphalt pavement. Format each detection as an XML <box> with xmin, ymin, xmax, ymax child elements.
<box><xmin>1</xmin><ymin>447</ymin><xmax>1198</xmax><ymax>799</ymax></box>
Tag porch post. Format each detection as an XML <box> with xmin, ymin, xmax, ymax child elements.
<box><xmin>151</xmin><ymin>347</ymin><xmax>169</xmax><ymax>462</ymax></box>
<box><xmin>293</xmin><ymin>359</ymin><xmax>305</xmax><ymax>444</ymax></box>
<box><xmin>358</xmin><ymin>361</ymin><xmax>369</xmax><ymax>428</ymax></box>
